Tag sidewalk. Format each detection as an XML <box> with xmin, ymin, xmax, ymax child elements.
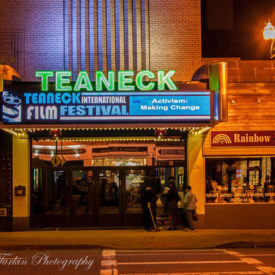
<box><xmin>1</xmin><ymin>229</ymin><xmax>275</xmax><ymax>250</ymax></box>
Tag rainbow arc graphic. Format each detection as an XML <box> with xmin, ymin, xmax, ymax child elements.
<box><xmin>212</xmin><ymin>134</ymin><xmax>232</xmax><ymax>144</ymax></box>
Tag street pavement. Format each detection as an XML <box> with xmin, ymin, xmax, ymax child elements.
<box><xmin>114</xmin><ymin>248</ymin><xmax>275</xmax><ymax>274</ymax></box>
<box><xmin>1</xmin><ymin>229</ymin><xmax>275</xmax><ymax>250</ymax></box>
<box><xmin>1</xmin><ymin>228</ymin><xmax>275</xmax><ymax>274</ymax></box>
<box><xmin>1</xmin><ymin>248</ymin><xmax>275</xmax><ymax>274</ymax></box>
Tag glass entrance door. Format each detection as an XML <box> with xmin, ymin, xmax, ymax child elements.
<box><xmin>31</xmin><ymin>168</ymin><xmax>97</xmax><ymax>227</ymax></box>
<box><xmin>125</xmin><ymin>169</ymin><xmax>145</xmax><ymax>213</ymax></box>
<box><xmin>71</xmin><ymin>169</ymin><xmax>95</xmax><ymax>226</ymax></box>
<box><xmin>123</xmin><ymin>168</ymin><xmax>145</xmax><ymax>226</ymax></box>
<box><xmin>43</xmin><ymin>169</ymin><xmax>70</xmax><ymax>226</ymax></box>
<box><xmin>97</xmin><ymin>169</ymin><xmax>122</xmax><ymax>226</ymax></box>
<box><xmin>31</xmin><ymin>166</ymin><xmax>154</xmax><ymax>227</ymax></box>
<box><xmin>46</xmin><ymin>170</ymin><xmax>69</xmax><ymax>215</ymax></box>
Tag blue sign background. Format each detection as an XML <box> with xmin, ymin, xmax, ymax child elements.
<box><xmin>1</xmin><ymin>91</ymin><xmax>211</xmax><ymax>124</ymax></box>
<box><xmin>129</xmin><ymin>94</ymin><xmax>210</xmax><ymax>116</ymax></box>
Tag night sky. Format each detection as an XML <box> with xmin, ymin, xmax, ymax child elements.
<box><xmin>201</xmin><ymin>0</ymin><xmax>275</xmax><ymax>59</ymax></box>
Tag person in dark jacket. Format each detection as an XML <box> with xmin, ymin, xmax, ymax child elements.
<box><xmin>140</xmin><ymin>176</ymin><xmax>155</xmax><ymax>231</ymax></box>
<box><xmin>161</xmin><ymin>176</ymin><xmax>174</xmax><ymax>217</ymax></box>
<box><xmin>166</xmin><ymin>177</ymin><xmax>180</xmax><ymax>230</ymax></box>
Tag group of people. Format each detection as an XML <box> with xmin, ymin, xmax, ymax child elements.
<box><xmin>140</xmin><ymin>176</ymin><xmax>197</xmax><ymax>232</ymax></box>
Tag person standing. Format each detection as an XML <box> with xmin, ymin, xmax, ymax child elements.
<box><xmin>140</xmin><ymin>177</ymin><xmax>154</xmax><ymax>231</ymax></box>
<box><xmin>160</xmin><ymin>176</ymin><xmax>171</xmax><ymax>217</ymax></box>
<box><xmin>166</xmin><ymin>177</ymin><xmax>180</xmax><ymax>230</ymax></box>
<box><xmin>183</xmin><ymin>185</ymin><xmax>197</xmax><ymax>231</ymax></box>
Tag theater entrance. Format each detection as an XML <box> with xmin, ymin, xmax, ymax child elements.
<box><xmin>30</xmin><ymin>164</ymin><xmax>185</xmax><ymax>228</ymax></box>
<box><xmin>30</xmin><ymin>134</ymin><xmax>186</xmax><ymax>228</ymax></box>
<box><xmin>31</xmin><ymin>166</ymin><xmax>152</xmax><ymax>227</ymax></box>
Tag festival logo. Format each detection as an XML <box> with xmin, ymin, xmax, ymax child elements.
<box><xmin>2</xmin><ymin>91</ymin><xmax>22</xmax><ymax>123</ymax></box>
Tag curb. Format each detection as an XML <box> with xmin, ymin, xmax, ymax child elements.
<box><xmin>0</xmin><ymin>244</ymin><xmax>112</xmax><ymax>250</ymax></box>
<box><xmin>216</xmin><ymin>241</ymin><xmax>275</xmax><ymax>249</ymax></box>
<box><xmin>1</xmin><ymin>241</ymin><xmax>275</xmax><ymax>250</ymax></box>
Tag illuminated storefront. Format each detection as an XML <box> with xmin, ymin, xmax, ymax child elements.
<box><xmin>202</xmin><ymin>80</ymin><xmax>275</xmax><ymax>229</ymax></box>
<box><xmin>207</xmin><ymin>131</ymin><xmax>275</xmax><ymax>204</ymax></box>
<box><xmin>0</xmin><ymin>69</ymin><xmax>218</xmax><ymax>229</ymax></box>
<box><xmin>1</xmin><ymin>0</ymin><xmax>274</xmax><ymax>231</ymax></box>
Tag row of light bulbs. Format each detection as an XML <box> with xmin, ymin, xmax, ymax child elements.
<box><xmin>39</xmin><ymin>137</ymin><xmax>182</xmax><ymax>142</ymax></box>
<box><xmin>3</xmin><ymin>126</ymin><xmax>209</xmax><ymax>138</ymax></box>
<box><xmin>7</xmin><ymin>126</ymin><xmax>202</xmax><ymax>132</ymax></box>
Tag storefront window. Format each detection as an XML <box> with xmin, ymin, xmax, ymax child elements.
<box><xmin>206</xmin><ymin>157</ymin><xmax>275</xmax><ymax>203</ymax></box>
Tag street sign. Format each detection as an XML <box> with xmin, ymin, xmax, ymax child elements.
<box><xmin>51</xmin><ymin>155</ymin><xmax>61</xmax><ymax>167</ymax></box>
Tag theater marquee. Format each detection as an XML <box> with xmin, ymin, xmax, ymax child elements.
<box><xmin>211</xmin><ymin>131</ymin><xmax>275</xmax><ymax>147</ymax></box>
<box><xmin>1</xmin><ymin>90</ymin><xmax>211</xmax><ymax>124</ymax></box>
<box><xmin>0</xmin><ymin>70</ymin><xmax>215</xmax><ymax>125</ymax></box>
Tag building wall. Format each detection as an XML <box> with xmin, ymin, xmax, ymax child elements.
<box><xmin>0</xmin><ymin>130</ymin><xmax>13</xmax><ymax>231</ymax></box>
<box><xmin>204</xmin><ymin>83</ymin><xmax>275</xmax><ymax>156</ymax></box>
<box><xmin>12</xmin><ymin>137</ymin><xmax>31</xmax><ymax>230</ymax></box>
<box><xmin>150</xmin><ymin>0</ymin><xmax>202</xmax><ymax>81</ymax></box>
<box><xmin>0</xmin><ymin>0</ymin><xmax>64</xmax><ymax>81</ymax></box>
<box><xmin>0</xmin><ymin>0</ymin><xmax>202</xmax><ymax>82</ymax></box>
<box><xmin>202</xmin><ymin>60</ymin><xmax>275</xmax><ymax>228</ymax></box>
<box><xmin>205</xmin><ymin>204</ymin><xmax>275</xmax><ymax>229</ymax></box>
<box><xmin>203</xmin><ymin>58</ymin><xmax>275</xmax><ymax>83</ymax></box>
<box><xmin>187</xmin><ymin>132</ymin><xmax>205</xmax><ymax>214</ymax></box>
<box><xmin>187</xmin><ymin>132</ymin><xmax>206</xmax><ymax>229</ymax></box>
<box><xmin>203</xmin><ymin>59</ymin><xmax>275</xmax><ymax>156</ymax></box>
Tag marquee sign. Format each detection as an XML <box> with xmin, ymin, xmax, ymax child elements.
<box><xmin>211</xmin><ymin>131</ymin><xmax>275</xmax><ymax>147</ymax></box>
<box><xmin>158</xmin><ymin>149</ymin><xmax>185</xmax><ymax>155</ymax></box>
<box><xmin>35</xmin><ymin>70</ymin><xmax>178</xmax><ymax>92</ymax></box>
<box><xmin>1</xmin><ymin>86</ymin><xmax>211</xmax><ymax>124</ymax></box>
<box><xmin>92</xmin><ymin>147</ymin><xmax>148</xmax><ymax>154</ymax></box>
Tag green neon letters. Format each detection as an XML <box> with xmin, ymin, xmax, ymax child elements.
<box><xmin>136</xmin><ymin>70</ymin><xmax>155</xmax><ymax>91</ymax></box>
<box><xmin>74</xmin><ymin>71</ymin><xmax>93</xmax><ymax>91</ymax></box>
<box><xmin>35</xmin><ymin>71</ymin><xmax>54</xmax><ymax>91</ymax></box>
<box><xmin>35</xmin><ymin>70</ymin><xmax>177</xmax><ymax>91</ymax></box>
<box><xmin>96</xmin><ymin>71</ymin><xmax>115</xmax><ymax>91</ymax></box>
<box><xmin>55</xmin><ymin>71</ymin><xmax>72</xmax><ymax>91</ymax></box>
<box><xmin>158</xmin><ymin>70</ymin><xmax>177</xmax><ymax>91</ymax></box>
<box><xmin>118</xmin><ymin>71</ymin><xmax>135</xmax><ymax>91</ymax></box>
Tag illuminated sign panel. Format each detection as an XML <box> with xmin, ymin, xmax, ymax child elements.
<box><xmin>35</xmin><ymin>70</ymin><xmax>178</xmax><ymax>92</ymax></box>
<box><xmin>211</xmin><ymin>131</ymin><xmax>275</xmax><ymax>147</ymax></box>
<box><xmin>1</xmin><ymin>89</ymin><xmax>211</xmax><ymax>124</ymax></box>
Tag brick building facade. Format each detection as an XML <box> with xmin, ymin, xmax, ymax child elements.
<box><xmin>0</xmin><ymin>0</ymin><xmax>201</xmax><ymax>82</ymax></box>
<box><xmin>1</xmin><ymin>0</ymin><xmax>275</xmax><ymax>230</ymax></box>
